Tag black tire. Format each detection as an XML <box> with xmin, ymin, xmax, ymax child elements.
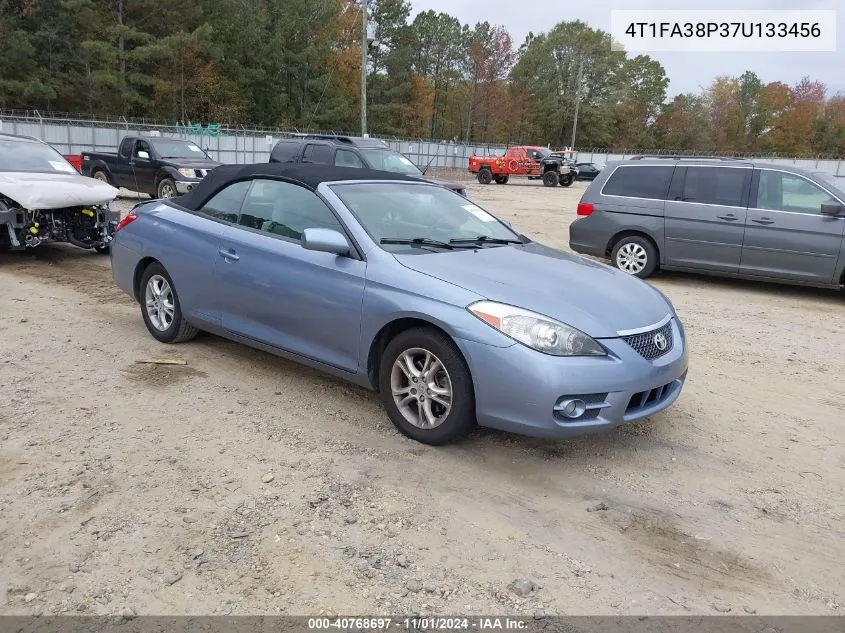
<box><xmin>477</xmin><ymin>169</ymin><xmax>493</xmax><ymax>185</ymax></box>
<box><xmin>542</xmin><ymin>170</ymin><xmax>559</xmax><ymax>187</ymax></box>
<box><xmin>494</xmin><ymin>175</ymin><xmax>509</xmax><ymax>185</ymax></box>
<box><xmin>92</xmin><ymin>170</ymin><xmax>111</xmax><ymax>185</ymax></box>
<box><xmin>138</xmin><ymin>262</ymin><xmax>199</xmax><ymax>343</ymax></box>
<box><xmin>610</xmin><ymin>235</ymin><xmax>659</xmax><ymax>279</ymax></box>
<box><xmin>559</xmin><ymin>174</ymin><xmax>574</xmax><ymax>187</ymax></box>
<box><xmin>157</xmin><ymin>178</ymin><xmax>177</xmax><ymax>199</ymax></box>
<box><xmin>378</xmin><ymin>327</ymin><xmax>475</xmax><ymax>446</ymax></box>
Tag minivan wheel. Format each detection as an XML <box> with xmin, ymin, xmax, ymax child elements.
<box><xmin>611</xmin><ymin>236</ymin><xmax>658</xmax><ymax>278</ymax></box>
<box><xmin>379</xmin><ymin>327</ymin><xmax>475</xmax><ymax>446</ymax></box>
<box><xmin>139</xmin><ymin>263</ymin><xmax>199</xmax><ymax>343</ymax></box>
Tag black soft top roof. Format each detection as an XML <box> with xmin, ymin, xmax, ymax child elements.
<box><xmin>172</xmin><ymin>163</ymin><xmax>426</xmax><ymax>211</ymax></box>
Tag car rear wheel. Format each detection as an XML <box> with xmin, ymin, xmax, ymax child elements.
<box><xmin>157</xmin><ymin>178</ymin><xmax>176</xmax><ymax>199</ymax></box>
<box><xmin>611</xmin><ymin>236</ymin><xmax>658</xmax><ymax>279</ymax></box>
<box><xmin>542</xmin><ymin>170</ymin><xmax>559</xmax><ymax>187</ymax></box>
<box><xmin>494</xmin><ymin>175</ymin><xmax>509</xmax><ymax>185</ymax></box>
<box><xmin>139</xmin><ymin>263</ymin><xmax>199</xmax><ymax>343</ymax></box>
<box><xmin>379</xmin><ymin>327</ymin><xmax>475</xmax><ymax>446</ymax></box>
<box><xmin>477</xmin><ymin>169</ymin><xmax>493</xmax><ymax>185</ymax></box>
<box><xmin>92</xmin><ymin>170</ymin><xmax>109</xmax><ymax>184</ymax></box>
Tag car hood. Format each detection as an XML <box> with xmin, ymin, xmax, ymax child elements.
<box><xmin>0</xmin><ymin>171</ymin><xmax>119</xmax><ymax>209</ymax></box>
<box><xmin>161</xmin><ymin>159</ymin><xmax>221</xmax><ymax>170</ymax></box>
<box><xmin>394</xmin><ymin>242</ymin><xmax>673</xmax><ymax>339</ymax></box>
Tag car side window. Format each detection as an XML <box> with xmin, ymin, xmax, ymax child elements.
<box><xmin>681</xmin><ymin>167</ymin><xmax>749</xmax><ymax>207</ymax></box>
<box><xmin>335</xmin><ymin>149</ymin><xmax>364</xmax><ymax>168</ymax></box>
<box><xmin>756</xmin><ymin>171</ymin><xmax>837</xmax><ymax>215</ymax></box>
<box><xmin>135</xmin><ymin>140</ymin><xmax>151</xmax><ymax>158</ymax></box>
<box><xmin>302</xmin><ymin>144</ymin><xmax>332</xmax><ymax>164</ymax></box>
<box><xmin>602</xmin><ymin>166</ymin><xmax>674</xmax><ymax>200</ymax></box>
<box><xmin>237</xmin><ymin>179</ymin><xmax>342</xmax><ymax>242</ymax></box>
<box><xmin>198</xmin><ymin>180</ymin><xmax>251</xmax><ymax>223</ymax></box>
<box><xmin>270</xmin><ymin>141</ymin><xmax>300</xmax><ymax>163</ymax></box>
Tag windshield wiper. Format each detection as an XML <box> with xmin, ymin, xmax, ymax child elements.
<box><xmin>448</xmin><ymin>235</ymin><xmax>523</xmax><ymax>246</ymax></box>
<box><xmin>380</xmin><ymin>237</ymin><xmax>455</xmax><ymax>250</ymax></box>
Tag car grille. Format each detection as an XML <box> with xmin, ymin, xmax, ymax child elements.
<box><xmin>622</xmin><ymin>321</ymin><xmax>673</xmax><ymax>360</ymax></box>
<box><xmin>626</xmin><ymin>380</ymin><xmax>675</xmax><ymax>413</ymax></box>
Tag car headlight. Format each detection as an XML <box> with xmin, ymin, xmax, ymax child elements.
<box><xmin>468</xmin><ymin>300</ymin><xmax>606</xmax><ymax>356</ymax></box>
<box><xmin>177</xmin><ymin>167</ymin><xmax>197</xmax><ymax>178</ymax></box>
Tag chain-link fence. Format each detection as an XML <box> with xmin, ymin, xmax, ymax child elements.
<box><xmin>1</xmin><ymin>110</ymin><xmax>843</xmax><ymax>179</ymax></box>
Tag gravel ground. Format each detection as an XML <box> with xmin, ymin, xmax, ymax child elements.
<box><xmin>1</xmin><ymin>179</ymin><xmax>844</xmax><ymax>617</ymax></box>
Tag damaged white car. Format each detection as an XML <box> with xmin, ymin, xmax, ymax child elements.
<box><xmin>0</xmin><ymin>133</ymin><xmax>120</xmax><ymax>253</ymax></box>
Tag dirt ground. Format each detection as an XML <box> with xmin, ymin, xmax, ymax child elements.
<box><xmin>1</xmin><ymin>179</ymin><xmax>844</xmax><ymax>617</ymax></box>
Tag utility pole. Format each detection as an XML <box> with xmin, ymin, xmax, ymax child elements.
<box><xmin>360</xmin><ymin>0</ymin><xmax>368</xmax><ymax>137</ymax></box>
<box><xmin>570</xmin><ymin>57</ymin><xmax>584</xmax><ymax>149</ymax></box>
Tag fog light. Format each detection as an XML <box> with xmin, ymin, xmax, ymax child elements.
<box><xmin>559</xmin><ymin>398</ymin><xmax>587</xmax><ymax>419</ymax></box>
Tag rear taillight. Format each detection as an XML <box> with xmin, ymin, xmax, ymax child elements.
<box><xmin>576</xmin><ymin>202</ymin><xmax>595</xmax><ymax>216</ymax></box>
<box><xmin>114</xmin><ymin>212</ymin><xmax>138</xmax><ymax>232</ymax></box>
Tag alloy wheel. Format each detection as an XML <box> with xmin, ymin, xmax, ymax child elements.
<box><xmin>145</xmin><ymin>274</ymin><xmax>175</xmax><ymax>331</ymax></box>
<box><xmin>616</xmin><ymin>242</ymin><xmax>648</xmax><ymax>275</ymax></box>
<box><xmin>390</xmin><ymin>348</ymin><xmax>453</xmax><ymax>429</ymax></box>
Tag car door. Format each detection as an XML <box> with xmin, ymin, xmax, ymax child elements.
<box><xmin>164</xmin><ymin>179</ymin><xmax>251</xmax><ymax>326</ymax></box>
<box><xmin>132</xmin><ymin>140</ymin><xmax>157</xmax><ymax>195</ymax></box>
<box><xmin>112</xmin><ymin>139</ymin><xmax>136</xmax><ymax>189</ymax></box>
<box><xmin>663</xmin><ymin>165</ymin><xmax>751</xmax><ymax>273</ymax></box>
<box><xmin>739</xmin><ymin>169</ymin><xmax>845</xmax><ymax>284</ymax></box>
<box><xmin>523</xmin><ymin>148</ymin><xmax>543</xmax><ymax>176</ymax></box>
<box><xmin>215</xmin><ymin>178</ymin><xmax>366</xmax><ymax>372</ymax></box>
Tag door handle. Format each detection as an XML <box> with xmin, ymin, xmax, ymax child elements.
<box><xmin>717</xmin><ymin>214</ymin><xmax>738</xmax><ymax>221</ymax></box>
<box><xmin>218</xmin><ymin>248</ymin><xmax>239</xmax><ymax>261</ymax></box>
<box><xmin>752</xmin><ymin>218</ymin><xmax>775</xmax><ymax>225</ymax></box>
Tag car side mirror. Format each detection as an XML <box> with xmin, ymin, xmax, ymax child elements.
<box><xmin>821</xmin><ymin>202</ymin><xmax>844</xmax><ymax>216</ymax></box>
<box><xmin>301</xmin><ymin>228</ymin><xmax>350</xmax><ymax>256</ymax></box>
<box><xmin>136</xmin><ymin>150</ymin><xmax>150</xmax><ymax>160</ymax></box>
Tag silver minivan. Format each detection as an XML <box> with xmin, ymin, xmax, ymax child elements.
<box><xmin>569</xmin><ymin>156</ymin><xmax>845</xmax><ymax>289</ymax></box>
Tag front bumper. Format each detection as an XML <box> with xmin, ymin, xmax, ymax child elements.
<box><xmin>175</xmin><ymin>179</ymin><xmax>202</xmax><ymax>194</ymax></box>
<box><xmin>455</xmin><ymin>317</ymin><xmax>688</xmax><ymax>439</ymax></box>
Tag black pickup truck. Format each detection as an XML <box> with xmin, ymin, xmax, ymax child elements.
<box><xmin>82</xmin><ymin>136</ymin><xmax>221</xmax><ymax>199</ymax></box>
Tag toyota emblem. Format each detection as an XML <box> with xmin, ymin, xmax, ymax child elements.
<box><xmin>653</xmin><ymin>332</ymin><xmax>668</xmax><ymax>351</ymax></box>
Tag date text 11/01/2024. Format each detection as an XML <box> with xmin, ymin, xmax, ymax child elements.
<box><xmin>624</xmin><ymin>22</ymin><xmax>821</xmax><ymax>38</ymax></box>
<box><xmin>307</xmin><ymin>618</ymin><xmax>528</xmax><ymax>631</ymax></box>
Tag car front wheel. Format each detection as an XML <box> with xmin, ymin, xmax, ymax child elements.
<box><xmin>611</xmin><ymin>236</ymin><xmax>658</xmax><ymax>278</ymax></box>
<box><xmin>139</xmin><ymin>262</ymin><xmax>199</xmax><ymax>343</ymax></box>
<box><xmin>157</xmin><ymin>178</ymin><xmax>176</xmax><ymax>199</ymax></box>
<box><xmin>379</xmin><ymin>327</ymin><xmax>475</xmax><ymax>445</ymax></box>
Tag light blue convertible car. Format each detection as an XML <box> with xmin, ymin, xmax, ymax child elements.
<box><xmin>110</xmin><ymin>164</ymin><xmax>688</xmax><ymax>445</ymax></box>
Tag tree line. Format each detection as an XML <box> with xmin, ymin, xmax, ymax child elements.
<box><xmin>2</xmin><ymin>0</ymin><xmax>843</xmax><ymax>156</ymax></box>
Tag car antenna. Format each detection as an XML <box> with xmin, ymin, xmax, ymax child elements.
<box><xmin>421</xmin><ymin>155</ymin><xmax>437</xmax><ymax>176</ymax></box>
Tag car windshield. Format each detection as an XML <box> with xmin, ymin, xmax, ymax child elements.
<box><xmin>330</xmin><ymin>182</ymin><xmax>522</xmax><ymax>253</ymax></box>
<box><xmin>535</xmin><ymin>147</ymin><xmax>552</xmax><ymax>158</ymax></box>
<box><xmin>153</xmin><ymin>139</ymin><xmax>206</xmax><ymax>159</ymax></box>
<box><xmin>359</xmin><ymin>149</ymin><xmax>422</xmax><ymax>175</ymax></box>
<box><xmin>0</xmin><ymin>139</ymin><xmax>78</xmax><ymax>174</ymax></box>
<box><xmin>811</xmin><ymin>171</ymin><xmax>844</xmax><ymax>193</ymax></box>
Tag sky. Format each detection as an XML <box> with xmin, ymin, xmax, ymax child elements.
<box><xmin>410</xmin><ymin>0</ymin><xmax>845</xmax><ymax>100</ymax></box>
